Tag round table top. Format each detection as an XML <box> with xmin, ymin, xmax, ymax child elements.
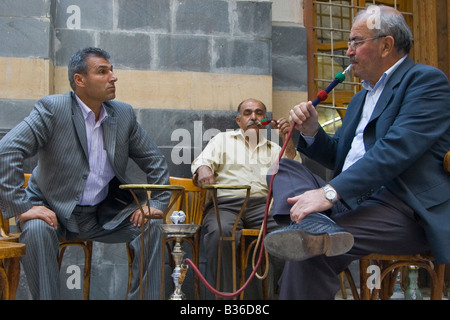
<box><xmin>119</xmin><ymin>184</ymin><xmax>185</xmax><ymax>191</ymax></box>
<box><xmin>202</xmin><ymin>184</ymin><xmax>250</xmax><ymax>190</ymax></box>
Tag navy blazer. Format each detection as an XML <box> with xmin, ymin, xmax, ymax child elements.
<box><xmin>0</xmin><ymin>92</ymin><xmax>170</xmax><ymax>230</ymax></box>
<box><xmin>299</xmin><ymin>57</ymin><xmax>450</xmax><ymax>263</ymax></box>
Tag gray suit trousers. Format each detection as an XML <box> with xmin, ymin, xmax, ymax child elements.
<box><xmin>271</xmin><ymin>159</ymin><xmax>430</xmax><ymax>299</ymax></box>
<box><xmin>19</xmin><ymin>205</ymin><xmax>162</xmax><ymax>300</ymax></box>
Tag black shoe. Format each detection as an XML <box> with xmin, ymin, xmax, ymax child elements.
<box><xmin>264</xmin><ymin>213</ymin><xmax>354</xmax><ymax>261</ymax></box>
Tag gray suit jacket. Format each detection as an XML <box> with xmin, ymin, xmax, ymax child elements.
<box><xmin>0</xmin><ymin>92</ymin><xmax>170</xmax><ymax>230</ymax></box>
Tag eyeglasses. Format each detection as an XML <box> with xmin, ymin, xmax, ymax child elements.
<box><xmin>347</xmin><ymin>35</ymin><xmax>386</xmax><ymax>49</ymax></box>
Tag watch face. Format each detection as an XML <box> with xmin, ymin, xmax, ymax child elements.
<box><xmin>326</xmin><ymin>190</ymin><xmax>335</xmax><ymax>199</ymax></box>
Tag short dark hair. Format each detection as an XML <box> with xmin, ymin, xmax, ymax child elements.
<box><xmin>68</xmin><ymin>47</ymin><xmax>111</xmax><ymax>90</ymax></box>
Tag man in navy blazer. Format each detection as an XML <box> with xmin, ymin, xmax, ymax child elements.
<box><xmin>0</xmin><ymin>47</ymin><xmax>170</xmax><ymax>299</ymax></box>
<box><xmin>264</xmin><ymin>5</ymin><xmax>450</xmax><ymax>299</ymax></box>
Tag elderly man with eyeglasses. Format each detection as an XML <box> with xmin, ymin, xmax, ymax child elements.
<box><xmin>264</xmin><ymin>5</ymin><xmax>450</xmax><ymax>299</ymax></box>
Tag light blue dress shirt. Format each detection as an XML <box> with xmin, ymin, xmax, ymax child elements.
<box><xmin>302</xmin><ymin>56</ymin><xmax>407</xmax><ymax>172</ymax></box>
<box><xmin>75</xmin><ymin>95</ymin><xmax>115</xmax><ymax>205</ymax></box>
<box><xmin>342</xmin><ymin>56</ymin><xmax>407</xmax><ymax>171</ymax></box>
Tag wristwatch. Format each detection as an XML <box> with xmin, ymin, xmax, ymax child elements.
<box><xmin>322</xmin><ymin>184</ymin><xmax>338</xmax><ymax>204</ymax></box>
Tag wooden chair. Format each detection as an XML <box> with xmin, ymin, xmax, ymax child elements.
<box><xmin>0</xmin><ymin>242</ymin><xmax>26</xmax><ymax>300</ymax></box>
<box><xmin>343</xmin><ymin>150</ymin><xmax>450</xmax><ymax>300</ymax></box>
<box><xmin>57</xmin><ymin>238</ymin><xmax>93</xmax><ymax>299</ymax></box>
<box><xmin>445</xmin><ymin>150</ymin><xmax>450</xmax><ymax>174</ymax></box>
<box><xmin>0</xmin><ymin>176</ymin><xmax>29</xmax><ymax>300</ymax></box>
<box><xmin>238</xmin><ymin>197</ymin><xmax>273</xmax><ymax>299</ymax></box>
<box><xmin>355</xmin><ymin>253</ymin><xmax>445</xmax><ymax>300</ymax></box>
<box><xmin>0</xmin><ymin>175</ymin><xmax>28</xmax><ymax>300</ymax></box>
<box><xmin>13</xmin><ymin>174</ymin><xmax>94</xmax><ymax>299</ymax></box>
<box><xmin>2</xmin><ymin>174</ymin><xmax>134</xmax><ymax>300</ymax></box>
<box><xmin>0</xmin><ymin>204</ymin><xmax>26</xmax><ymax>300</ymax></box>
<box><xmin>239</xmin><ymin>227</ymin><xmax>269</xmax><ymax>299</ymax></box>
<box><xmin>160</xmin><ymin>177</ymin><xmax>206</xmax><ymax>299</ymax></box>
<box><xmin>202</xmin><ymin>184</ymin><xmax>251</xmax><ymax>298</ymax></box>
<box><xmin>202</xmin><ymin>184</ymin><xmax>271</xmax><ymax>299</ymax></box>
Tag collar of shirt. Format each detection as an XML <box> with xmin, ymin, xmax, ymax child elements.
<box><xmin>230</xmin><ymin>128</ymin><xmax>271</xmax><ymax>149</ymax></box>
<box><xmin>75</xmin><ymin>94</ymin><xmax>108</xmax><ymax>124</ymax></box>
<box><xmin>74</xmin><ymin>94</ymin><xmax>114</xmax><ymax>206</ymax></box>
<box><xmin>361</xmin><ymin>55</ymin><xmax>407</xmax><ymax>92</ymax></box>
<box><xmin>341</xmin><ymin>56</ymin><xmax>407</xmax><ymax>172</ymax></box>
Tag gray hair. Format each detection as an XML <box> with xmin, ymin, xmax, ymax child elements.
<box><xmin>68</xmin><ymin>47</ymin><xmax>111</xmax><ymax>90</ymax></box>
<box><xmin>355</xmin><ymin>5</ymin><xmax>413</xmax><ymax>55</ymax></box>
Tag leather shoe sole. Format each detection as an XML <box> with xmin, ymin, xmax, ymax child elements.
<box><xmin>264</xmin><ymin>214</ymin><xmax>354</xmax><ymax>261</ymax></box>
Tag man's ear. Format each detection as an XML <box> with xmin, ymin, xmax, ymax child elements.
<box><xmin>381</xmin><ymin>35</ymin><xmax>395</xmax><ymax>58</ymax></box>
<box><xmin>73</xmin><ymin>73</ymin><xmax>85</xmax><ymax>88</ymax></box>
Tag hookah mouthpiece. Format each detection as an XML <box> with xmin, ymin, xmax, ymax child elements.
<box><xmin>335</xmin><ymin>65</ymin><xmax>352</xmax><ymax>83</ymax></box>
<box><xmin>335</xmin><ymin>72</ymin><xmax>346</xmax><ymax>83</ymax></box>
<box><xmin>343</xmin><ymin>64</ymin><xmax>352</xmax><ymax>74</ymax></box>
<box><xmin>261</xmin><ymin>118</ymin><xmax>276</xmax><ymax>125</ymax></box>
<box><xmin>313</xmin><ymin>65</ymin><xmax>352</xmax><ymax>106</ymax></box>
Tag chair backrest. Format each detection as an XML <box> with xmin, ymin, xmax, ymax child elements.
<box><xmin>169</xmin><ymin>176</ymin><xmax>206</xmax><ymax>225</ymax></box>
<box><xmin>444</xmin><ymin>151</ymin><xmax>450</xmax><ymax>174</ymax></box>
<box><xmin>24</xmin><ymin>173</ymin><xmax>31</xmax><ymax>187</ymax></box>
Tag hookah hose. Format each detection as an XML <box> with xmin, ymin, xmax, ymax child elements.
<box><xmin>183</xmin><ymin>66</ymin><xmax>351</xmax><ymax>298</ymax></box>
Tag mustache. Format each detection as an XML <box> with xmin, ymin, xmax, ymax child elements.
<box><xmin>246</xmin><ymin>120</ymin><xmax>262</xmax><ymax>127</ymax></box>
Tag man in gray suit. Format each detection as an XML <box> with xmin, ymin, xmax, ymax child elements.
<box><xmin>0</xmin><ymin>47</ymin><xmax>170</xmax><ymax>299</ymax></box>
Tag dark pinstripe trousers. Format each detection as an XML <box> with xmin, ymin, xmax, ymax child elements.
<box><xmin>19</xmin><ymin>205</ymin><xmax>162</xmax><ymax>300</ymax></box>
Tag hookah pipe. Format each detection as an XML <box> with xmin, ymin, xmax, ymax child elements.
<box><xmin>262</xmin><ymin>64</ymin><xmax>352</xmax><ymax>160</ymax></box>
<box><xmin>261</xmin><ymin>64</ymin><xmax>351</xmax><ymax>128</ymax></box>
<box><xmin>182</xmin><ymin>65</ymin><xmax>352</xmax><ymax>299</ymax></box>
<box><xmin>312</xmin><ymin>65</ymin><xmax>350</xmax><ymax>107</ymax></box>
<box><xmin>261</xmin><ymin>118</ymin><xmax>277</xmax><ymax>126</ymax></box>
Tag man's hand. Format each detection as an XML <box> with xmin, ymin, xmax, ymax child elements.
<box><xmin>130</xmin><ymin>205</ymin><xmax>163</xmax><ymax>227</ymax></box>
<box><xmin>287</xmin><ymin>188</ymin><xmax>333</xmax><ymax>223</ymax></box>
<box><xmin>289</xmin><ymin>101</ymin><xmax>320</xmax><ymax>137</ymax></box>
<box><xmin>275</xmin><ymin>117</ymin><xmax>291</xmax><ymax>141</ymax></box>
<box><xmin>18</xmin><ymin>206</ymin><xmax>58</xmax><ymax>229</ymax></box>
<box><xmin>275</xmin><ymin>117</ymin><xmax>297</xmax><ymax>159</ymax></box>
<box><xmin>193</xmin><ymin>166</ymin><xmax>215</xmax><ymax>188</ymax></box>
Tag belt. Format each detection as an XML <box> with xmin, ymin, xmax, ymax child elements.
<box><xmin>74</xmin><ymin>204</ymin><xmax>98</xmax><ymax>213</ymax></box>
